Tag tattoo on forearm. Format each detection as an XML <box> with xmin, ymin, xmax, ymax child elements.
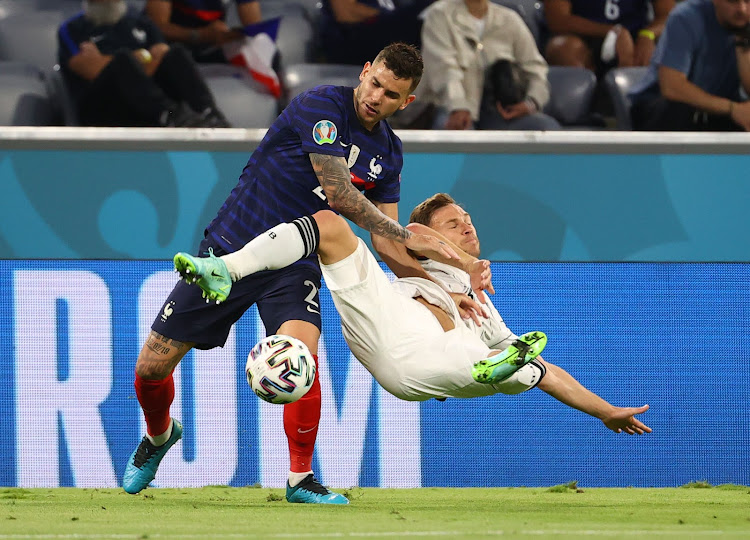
<box><xmin>310</xmin><ymin>153</ymin><xmax>410</xmax><ymax>242</ymax></box>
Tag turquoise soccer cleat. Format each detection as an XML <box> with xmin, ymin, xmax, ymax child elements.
<box><xmin>472</xmin><ymin>331</ymin><xmax>547</xmax><ymax>384</ymax></box>
<box><xmin>123</xmin><ymin>419</ymin><xmax>183</xmax><ymax>494</ymax></box>
<box><xmin>174</xmin><ymin>249</ymin><xmax>232</xmax><ymax>304</ymax></box>
<box><xmin>286</xmin><ymin>474</ymin><xmax>349</xmax><ymax>504</ymax></box>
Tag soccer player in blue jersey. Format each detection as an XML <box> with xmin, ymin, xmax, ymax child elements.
<box><xmin>123</xmin><ymin>42</ymin><xmax>459</xmax><ymax>503</ymax></box>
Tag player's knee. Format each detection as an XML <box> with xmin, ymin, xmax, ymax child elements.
<box><xmin>313</xmin><ymin>209</ymin><xmax>345</xmax><ymax>230</ymax></box>
<box><xmin>314</xmin><ymin>210</ymin><xmax>354</xmax><ymax>243</ymax></box>
<box><xmin>494</xmin><ymin>360</ymin><xmax>546</xmax><ymax>395</ymax></box>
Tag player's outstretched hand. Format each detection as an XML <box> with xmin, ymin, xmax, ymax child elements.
<box><xmin>405</xmin><ymin>233</ymin><xmax>460</xmax><ymax>261</ymax></box>
<box><xmin>468</xmin><ymin>259</ymin><xmax>495</xmax><ymax>298</ymax></box>
<box><xmin>602</xmin><ymin>404</ymin><xmax>652</xmax><ymax>435</ymax></box>
<box><xmin>449</xmin><ymin>292</ymin><xmax>487</xmax><ymax>325</ymax></box>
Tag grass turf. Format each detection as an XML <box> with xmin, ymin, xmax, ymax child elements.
<box><xmin>1</xmin><ymin>485</ymin><xmax>749</xmax><ymax>539</ymax></box>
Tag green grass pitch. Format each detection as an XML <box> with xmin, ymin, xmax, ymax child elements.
<box><xmin>1</xmin><ymin>484</ymin><xmax>749</xmax><ymax>539</ymax></box>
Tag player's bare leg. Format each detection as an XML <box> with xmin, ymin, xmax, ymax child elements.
<box><xmin>123</xmin><ymin>332</ymin><xmax>193</xmax><ymax>494</ymax></box>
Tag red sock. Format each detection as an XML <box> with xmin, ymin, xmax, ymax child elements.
<box><xmin>134</xmin><ymin>372</ymin><xmax>175</xmax><ymax>437</ymax></box>
<box><xmin>284</xmin><ymin>354</ymin><xmax>321</xmax><ymax>473</ymax></box>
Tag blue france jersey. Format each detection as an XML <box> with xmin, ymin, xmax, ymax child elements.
<box><xmin>204</xmin><ymin>85</ymin><xmax>403</xmax><ymax>257</ymax></box>
<box><xmin>571</xmin><ymin>0</ymin><xmax>652</xmax><ymax>33</ymax></box>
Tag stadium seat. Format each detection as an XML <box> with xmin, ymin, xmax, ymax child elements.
<box><xmin>46</xmin><ymin>66</ymin><xmax>79</xmax><ymax>126</ymax></box>
<box><xmin>604</xmin><ymin>66</ymin><xmax>648</xmax><ymax>131</ymax></box>
<box><xmin>544</xmin><ymin>65</ymin><xmax>597</xmax><ymax>127</ymax></box>
<box><xmin>260</xmin><ymin>0</ymin><xmax>321</xmax><ymax>25</ymax></box>
<box><xmin>493</xmin><ymin>0</ymin><xmax>545</xmax><ymax>51</ymax></box>
<box><xmin>0</xmin><ymin>10</ymin><xmax>64</xmax><ymax>70</ymax></box>
<box><xmin>198</xmin><ymin>63</ymin><xmax>279</xmax><ymax>128</ymax></box>
<box><xmin>281</xmin><ymin>63</ymin><xmax>361</xmax><ymax>107</ymax></box>
<box><xmin>0</xmin><ymin>61</ymin><xmax>56</xmax><ymax>125</ymax></box>
<box><xmin>0</xmin><ymin>0</ymin><xmax>43</xmax><ymax>19</ymax></box>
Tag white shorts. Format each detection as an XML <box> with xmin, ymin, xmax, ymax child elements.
<box><xmin>321</xmin><ymin>239</ymin><xmax>505</xmax><ymax>401</ymax></box>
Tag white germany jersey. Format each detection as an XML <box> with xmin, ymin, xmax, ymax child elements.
<box><xmin>419</xmin><ymin>259</ymin><xmax>517</xmax><ymax>351</ymax></box>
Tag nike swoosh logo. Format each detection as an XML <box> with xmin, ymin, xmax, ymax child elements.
<box><xmin>339</xmin><ymin>140</ymin><xmax>351</xmax><ymax>147</ymax></box>
<box><xmin>211</xmin><ymin>270</ymin><xmax>223</xmax><ymax>278</ymax></box>
<box><xmin>297</xmin><ymin>426</ymin><xmax>316</xmax><ymax>434</ymax></box>
<box><xmin>306</xmin><ymin>305</ymin><xmax>320</xmax><ymax>314</ymax></box>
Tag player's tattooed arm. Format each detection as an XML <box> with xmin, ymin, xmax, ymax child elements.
<box><xmin>309</xmin><ymin>152</ymin><xmax>410</xmax><ymax>242</ymax></box>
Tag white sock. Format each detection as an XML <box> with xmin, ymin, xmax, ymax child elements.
<box><xmin>146</xmin><ymin>418</ymin><xmax>173</xmax><ymax>446</ymax></box>
<box><xmin>288</xmin><ymin>470</ymin><xmax>313</xmax><ymax>487</ymax></box>
<box><xmin>221</xmin><ymin>217</ymin><xmax>319</xmax><ymax>281</ymax></box>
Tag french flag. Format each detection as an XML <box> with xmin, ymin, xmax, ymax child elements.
<box><xmin>223</xmin><ymin>17</ymin><xmax>281</xmax><ymax>98</ymax></box>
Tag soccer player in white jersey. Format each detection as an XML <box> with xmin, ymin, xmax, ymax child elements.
<box><xmin>173</xmin><ymin>202</ymin><xmax>651</xmax><ymax>434</ymax></box>
<box><xmin>407</xmin><ymin>193</ymin><xmax>651</xmax><ymax>433</ymax></box>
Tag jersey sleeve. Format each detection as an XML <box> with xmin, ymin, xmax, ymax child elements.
<box><xmin>57</xmin><ymin>19</ymin><xmax>81</xmax><ymax>65</ymax></box>
<box><xmin>291</xmin><ymin>89</ymin><xmax>349</xmax><ymax>159</ymax></box>
<box><xmin>651</xmin><ymin>10</ymin><xmax>697</xmax><ymax>76</ymax></box>
<box><xmin>140</xmin><ymin>15</ymin><xmax>166</xmax><ymax>46</ymax></box>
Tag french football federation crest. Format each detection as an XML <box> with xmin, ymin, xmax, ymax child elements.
<box><xmin>312</xmin><ymin>120</ymin><xmax>337</xmax><ymax>145</ymax></box>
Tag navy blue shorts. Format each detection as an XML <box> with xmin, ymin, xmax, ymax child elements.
<box><xmin>151</xmin><ymin>259</ymin><xmax>322</xmax><ymax>350</ymax></box>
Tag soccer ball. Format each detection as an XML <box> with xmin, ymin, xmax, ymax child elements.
<box><xmin>245</xmin><ymin>334</ymin><xmax>316</xmax><ymax>404</ymax></box>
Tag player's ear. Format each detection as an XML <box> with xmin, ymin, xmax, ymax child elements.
<box><xmin>359</xmin><ymin>62</ymin><xmax>371</xmax><ymax>82</ymax></box>
<box><xmin>399</xmin><ymin>94</ymin><xmax>416</xmax><ymax>110</ymax></box>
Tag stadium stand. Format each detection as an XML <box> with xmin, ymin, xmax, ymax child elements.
<box><xmin>0</xmin><ymin>10</ymin><xmax>62</xmax><ymax>70</ymax></box>
<box><xmin>198</xmin><ymin>63</ymin><xmax>279</xmax><ymax>128</ymax></box>
<box><xmin>604</xmin><ymin>66</ymin><xmax>648</xmax><ymax>131</ymax></box>
<box><xmin>544</xmin><ymin>65</ymin><xmax>597</xmax><ymax>127</ymax></box>
<box><xmin>280</xmin><ymin>62</ymin><xmax>361</xmax><ymax>108</ymax></box>
<box><xmin>0</xmin><ymin>61</ymin><xmax>56</xmax><ymax>125</ymax></box>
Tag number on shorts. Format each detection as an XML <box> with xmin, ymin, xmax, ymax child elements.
<box><xmin>304</xmin><ymin>279</ymin><xmax>320</xmax><ymax>314</ymax></box>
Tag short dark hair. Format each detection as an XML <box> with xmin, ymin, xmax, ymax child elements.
<box><xmin>409</xmin><ymin>193</ymin><xmax>458</xmax><ymax>226</ymax></box>
<box><xmin>373</xmin><ymin>42</ymin><xmax>423</xmax><ymax>93</ymax></box>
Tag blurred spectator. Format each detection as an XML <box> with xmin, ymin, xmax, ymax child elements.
<box><xmin>58</xmin><ymin>0</ymin><xmax>230</xmax><ymax>127</ymax></box>
<box><xmin>319</xmin><ymin>0</ymin><xmax>433</xmax><ymax>65</ymax></box>
<box><xmin>143</xmin><ymin>0</ymin><xmax>261</xmax><ymax>63</ymax></box>
<box><xmin>420</xmin><ymin>0</ymin><xmax>560</xmax><ymax>130</ymax></box>
<box><xmin>544</xmin><ymin>0</ymin><xmax>675</xmax><ymax>74</ymax></box>
<box><xmin>630</xmin><ymin>0</ymin><xmax>750</xmax><ymax>131</ymax></box>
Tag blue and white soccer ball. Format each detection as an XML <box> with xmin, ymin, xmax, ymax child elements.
<box><xmin>246</xmin><ymin>334</ymin><xmax>316</xmax><ymax>405</ymax></box>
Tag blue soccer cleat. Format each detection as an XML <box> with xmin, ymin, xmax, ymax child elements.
<box><xmin>472</xmin><ymin>331</ymin><xmax>547</xmax><ymax>384</ymax></box>
<box><xmin>286</xmin><ymin>474</ymin><xmax>349</xmax><ymax>504</ymax></box>
<box><xmin>123</xmin><ymin>419</ymin><xmax>183</xmax><ymax>494</ymax></box>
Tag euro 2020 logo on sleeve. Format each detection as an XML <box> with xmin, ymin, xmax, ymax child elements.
<box><xmin>312</xmin><ymin>120</ymin><xmax>337</xmax><ymax>145</ymax></box>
